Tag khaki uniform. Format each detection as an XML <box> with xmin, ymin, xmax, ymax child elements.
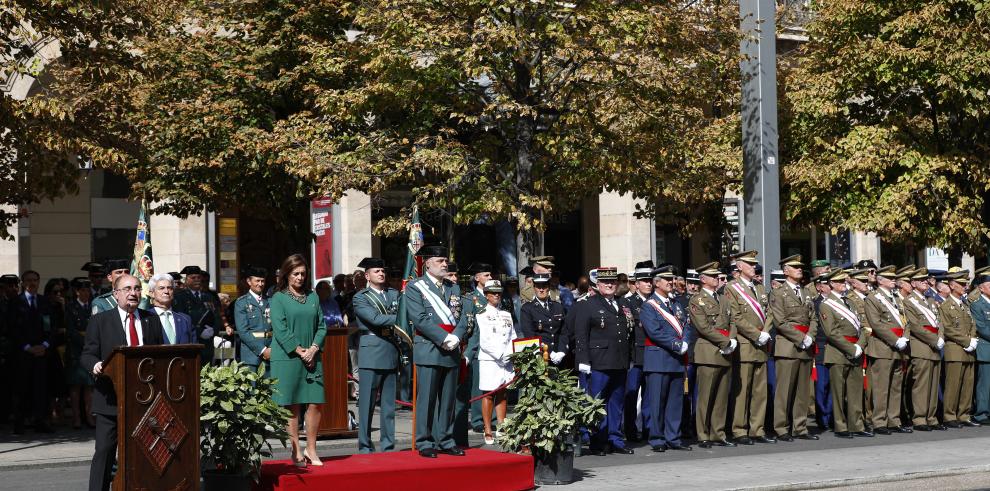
<box><xmin>846</xmin><ymin>291</ymin><xmax>872</xmax><ymax>426</ymax></box>
<box><xmin>904</xmin><ymin>291</ymin><xmax>943</xmax><ymax>427</ymax></box>
<box><xmin>863</xmin><ymin>288</ymin><xmax>908</xmax><ymax>429</ymax></box>
<box><xmin>769</xmin><ymin>281</ymin><xmax>816</xmax><ymax>436</ymax></box>
<box><xmin>938</xmin><ymin>296</ymin><xmax>977</xmax><ymax>423</ymax></box>
<box><xmin>724</xmin><ymin>279</ymin><xmax>771</xmax><ymax>438</ymax></box>
<box><xmin>689</xmin><ymin>288</ymin><xmax>734</xmax><ymax>442</ymax></box>
<box><xmin>819</xmin><ymin>292</ymin><xmax>868</xmax><ymax>433</ymax></box>
<box><xmin>520</xmin><ymin>279</ymin><xmax>559</xmax><ymax>303</ymax></box>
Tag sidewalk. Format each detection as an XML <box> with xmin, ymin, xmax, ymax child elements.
<box><xmin>0</xmin><ymin>404</ymin><xmax>486</xmax><ymax>471</ymax></box>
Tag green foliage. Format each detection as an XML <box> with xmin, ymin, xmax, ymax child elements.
<box><xmin>497</xmin><ymin>346</ymin><xmax>604</xmax><ymax>457</ymax></box>
<box><xmin>199</xmin><ymin>362</ymin><xmax>290</xmax><ymax>480</ymax></box>
<box><xmin>780</xmin><ymin>0</ymin><xmax>990</xmax><ymax>252</ymax></box>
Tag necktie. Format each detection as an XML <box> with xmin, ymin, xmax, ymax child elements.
<box><xmin>128</xmin><ymin>312</ymin><xmax>139</xmax><ymax>346</ymax></box>
<box><xmin>162</xmin><ymin>311</ymin><xmax>176</xmax><ymax>344</ymax></box>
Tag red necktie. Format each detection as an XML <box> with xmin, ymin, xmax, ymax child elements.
<box><xmin>128</xmin><ymin>312</ymin><xmax>139</xmax><ymax>346</ymax></box>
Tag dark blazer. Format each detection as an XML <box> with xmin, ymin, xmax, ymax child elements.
<box><xmin>80</xmin><ymin>308</ymin><xmax>166</xmax><ymax>416</ymax></box>
<box><xmin>519</xmin><ymin>297</ymin><xmax>566</xmax><ymax>352</ymax></box>
<box><xmin>620</xmin><ymin>294</ymin><xmax>648</xmax><ymax>366</ymax></box>
<box><xmin>10</xmin><ymin>292</ymin><xmax>53</xmax><ymax>349</ymax></box>
<box><xmin>573</xmin><ymin>295</ymin><xmax>631</xmax><ymax>370</ymax></box>
<box><xmin>170</xmin><ymin>310</ymin><xmax>197</xmax><ymax>345</ymax></box>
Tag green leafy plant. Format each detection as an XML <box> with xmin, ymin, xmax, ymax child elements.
<box><xmin>200</xmin><ymin>362</ymin><xmax>291</xmax><ymax>480</ymax></box>
<box><xmin>498</xmin><ymin>346</ymin><xmax>605</xmax><ymax>457</ymax></box>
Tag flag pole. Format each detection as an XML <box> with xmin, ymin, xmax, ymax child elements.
<box><xmin>396</xmin><ymin>206</ymin><xmax>423</xmax><ymax>451</ymax></box>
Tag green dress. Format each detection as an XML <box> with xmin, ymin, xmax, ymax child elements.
<box><xmin>270</xmin><ymin>290</ymin><xmax>327</xmax><ymax>405</ymax></box>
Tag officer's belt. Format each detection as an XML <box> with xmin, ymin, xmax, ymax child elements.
<box><xmin>367</xmin><ymin>327</ymin><xmax>393</xmax><ymax>337</ymax></box>
<box><xmin>251</xmin><ymin>332</ymin><xmax>272</xmax><ymax>339</ymax></box>
<box><xmin>794</xmin><ymin>324</ymin><xmax>810</xmax><ymax>334</ymax></box>
<box><xmin>416</xmin><ymin>323</ymin><xmax>454</xmax><ymax>337</ymax></box>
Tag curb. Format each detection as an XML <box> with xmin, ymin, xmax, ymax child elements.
<box><xmin>733</xmin><ymin>464</ymin><xmax>990</xmax><ymax>490</ymax></box>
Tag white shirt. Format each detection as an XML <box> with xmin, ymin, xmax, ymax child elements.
<box><xmin>153</xmin><ymin>306</ymin><xmax>175</xmax><ymax>342</ymax></box>
<box><xmin>117</xmin><ymin>306</ymin><xmax>145</xmax><ymax>346</ymax></box>
<box><xmin>250</xmin><ymin>290</ymin><xmax>263</xmax><ymax>304</ymax></box>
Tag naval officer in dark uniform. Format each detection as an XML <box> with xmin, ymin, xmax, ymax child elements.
<box><xmin>518</xmin><ymin>273</ymin><xmax>566</xmax><ymax>356</ymax></box>
<box><xmin>620</xmin><ymin>261</ymin><xmax>654</xmax><ymax>442</ymax></box>
<box><xmin>574</xmin><ymin>267</ymin><xmax>633</xmax><ymax>455</ymax></box>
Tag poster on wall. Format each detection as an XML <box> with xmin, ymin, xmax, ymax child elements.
<box><xmin>218</xmin><ymin>218</ymin><xmax>239</xmax><ymax>295</ymax></box>
<box><xmin>312</xmin><ymin>197</ymin><xmax>334</xmax><ymax>283</ymax></box>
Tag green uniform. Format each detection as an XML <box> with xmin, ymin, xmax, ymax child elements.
<box><xmin>819</xmin><ymin>292</ymin><xmax>867</xmax><ymax>433</ymax></box>
<box><xmin>173</xmin><ymin>288</ymin><xmax>220</xmax><ymax>363</ymax></box>
<box><xmin>405</xmin><ymin>275</ymin><xmax>467</xmax><ymax>451</ymax></box>
<box><xmin>689</xmin><ymin>288</ymin><xmax>733</xmax><ymax>442</ymax></box>
<box><xmin>453</xmin><ymin>288</ymin><xmax>487</xmax><ymax>445</ymax></box>
<box><xmin>904</xmin><ymin>291</ymin><xmax>942</xmax><ymax>427</ymax></box>
<box><xmin>938</xmin><ymin>296</ymin><xmax>976</xmax><ymax>423</ymax></box>
<box><xmin>233</xmin><ymin>292</ymin><xmax>271</xmax><ymax>369</ymax></box>
<box><xmin>846</xmin><ymin>290</ymin><xmax>872</xmax><ymax>428</ymax></box>
<box><xmin>769</xmin><ymin>280</ymin><xmax>817</xmax><ymax>437</ymax></box>
<box><xmin>90</xmin><ymin>292</ymin><xmax>117</xmax><ymax>315</ymax></box>
<box><xmin>725</xmin><ymin>278</ymin><xmax>771</xmax><ymax>439</ymax></box>
<box><xmin>352</xmin><ymin>286</ymin><xmax>401</xmax><ymax>453</ymax></box>
<box><xmin>269</xmin><ymin>291</ymin><xmax>327</xmax><ymax>406</ymax></box>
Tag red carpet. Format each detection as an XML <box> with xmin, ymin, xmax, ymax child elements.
<box><xmin>257</xmin><ymin>448</ymin><xmax>534</xmax><ymax>491</ymax></box>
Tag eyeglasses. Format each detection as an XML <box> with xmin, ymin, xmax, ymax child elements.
<box><xmin>115</xmin><ymin>286</ymin><xmax>142</xmax><ymax>293</ymax></box>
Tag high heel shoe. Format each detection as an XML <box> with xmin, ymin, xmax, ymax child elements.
<box><xmin>484</xmin><ymin>433</ymin><xmax>495</xmax><ymax>445</ymax></box>
<box><xmin>303</xmin><ymin>450</ymin><xmax>323</xmax><ymax>466</ymax></box>
<box><xmin>292</xmin><ymin>454</ymin><xmax>307</xmax><ymax>468</ymax></box>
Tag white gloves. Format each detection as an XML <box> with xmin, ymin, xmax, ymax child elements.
<box><xmin>550</xmin><ymin>351</ymin><xmax>565</xmax><ymax>364</ymax></box>
<box><xmin>200</xmin><ymin>326</ymin><xmax>215</xmax><ymax>340</ymax></box>
<box><xmin>578</xmin><ymin>363</ymin><xmax>591</xmax><ymax>375</ymax></box>
<box><xmin>895</xmin><ymin>337</ymin><xmax>909</xmax><ymax>351</ymax></box>
<box><xmin>757</xmin><ymin>331</ymin><xmax>772</xmax><ymax>346</ymax></box>
<box><xmin>801</xmin><ymin>335</ymin><xmax>813</xmax><ymax>350</ymax></box>
<box><xmin>678</xmin><ymin>342</ymin><xmax>689</xmax><ymax>355</ymax></box>
<box><xmin>720</xmin><ymin>338</ymin><xmax>738</xmax><ymax>355</ymax></box>
<box><xmin>441</xmin><ymin>334</ymin><xmax>460</xmax><ymax>351</ymax></box>
<box><xmin>853</xmin><ymin>344</ymin><xmax>863</xmax><ymax>359</ymax></box>
<box><xmin>967</xmin><ymin>338</ymin><xmax>980</xmax><ymax>353</ymax></box>
<box><xmin>936</xmin><ymin>338</ymin><xmax>945</xmax><ymax>350</ymax></box>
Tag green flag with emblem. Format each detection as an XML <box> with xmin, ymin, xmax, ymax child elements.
<box><xmin>396</xmin><ymin>206</ymin><xmax>423</xmax><ymax>337</ymax></box>
<box><xmin>129</xmin><ymin>201</ymin><xmax>155</xmax><ymax>309</ymax></box>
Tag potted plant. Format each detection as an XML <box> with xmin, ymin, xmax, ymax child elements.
<box><xmin>498</xmin><ymin>346</ymin><xmax>605</xmax><ymax>485</ymax></box>
<box><xmin>200</xmin><ymin>362</ymin><xmax>291</xmax><ymax>490</ymax></box>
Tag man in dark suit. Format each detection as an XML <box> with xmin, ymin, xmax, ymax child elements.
<box><xmin>10</xmin><ymin>270</ymin><xmax>54</xmax><ymax>434</ymax></box>
<box><xmin>574</xmin><ymin>267</ymin><xmax>633</xmax><ymax>455</ymax></box>
<box><xmin>618</xmin><ymin>261</ymin><xmax>653</xmax><ymax>442</ymax></box>
<box><xmin>172</xmin><ymin>266</ymin><xmax>219</xmax><ymax>363</ymax></box>
<box><xmin>149</xmin><ymin>273</ymin><xmax>197</xmax><ymax>345</ymax></box>
<box><xmin>81</xmin><ymin>274</ymin><xmax>165</xmax><ymax>491</ymax></box>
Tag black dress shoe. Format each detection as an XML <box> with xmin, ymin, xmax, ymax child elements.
<box><xmin>945</xmin><ymin>421</ymin><xmax>961</xmax><ymax>429</ymax></box>
<box><xmin>914</xmin><ymin>425</ymin><xmax>931</xmax><ymax>431</ymax></box>
<box><xmin>440</xmin><ymin>447</ymin><xmax>466</xmax><ymax>456</ymax></box>
<box><xmin>933</xmin><ymin>424</ymin><xmax>948</xmax><ymax>431</ymax></box>
<box><xmin>651</xmin><ymin>445</ymin><xmax>667</xmax><ymax>452</ymax></box>
<box><xmin>852</xmin><ymin>431</ymin><xmax>874</xmax><ymax>437</ymax></box>
<box><xmin>715</xmin><ymin>439</ymin><xmax>737</xmax><ymax>447</ymax></box>
<box><xmin>754</xmin><ymin>435</ymin><xmax>776</xmax><ymax>444</ymax></box>
<box><xmin>610</xmin><ymin>446</ymin><xmax>634</xmax><ymax>455</ymax></box>
<box><xmin>419</xmin><ymin>448</ymin><xmax>438</xmax><ymax>458</ymax></box>
<box><xmin>890</xmin><ymin>425</ymin><xmax>913</xmax><ymax>433</ymax></box>
<box><xmin>735</xmin><ymin>436</ymin><xmax>754</xmax><ymax>445</ymax></box>
<box><xmin>874</xmin><ymin>427</ymin><xmax>891</xmax><ymax>435</ymax></box>
<box><xmin>777</xmin><ymin>434</ymin><xmax>794</xmax><ymax>442</ymax></box>
<box><xmin>794</xmin><ymin>433</ymin><xmax>820</xmax><ymax>440</ymax></box>
<box><xmin>667</xmin><ymin>443</ymin><xmax>692</xmax><ymax>451</ymax></box>
<box><xmin>961</xmin><ymin>420</ymin><xmax>982</xmax><ymax>427</ymax></box>
<box><xmin>834</xmin><ymin>431</ymin><xmax>853</xmax><ymax>438</ymax></box>
<box><xmin>698</xmin><ymin>441</ymin><xmax>713</xmax><ymax>449</ymax></box>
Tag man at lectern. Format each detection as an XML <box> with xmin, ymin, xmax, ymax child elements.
<box><xmin>81</xmin><ymin>274</ymin><xmax>166</xmax><ymax>491</ymax></box>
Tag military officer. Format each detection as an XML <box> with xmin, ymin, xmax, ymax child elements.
<box><xmin>818</xmin><ymin>270</ymin><xmax>871</xmax><ymax>438</ymax></box>
<box><xmin>864</xmin><ymin>265</ymin><xmax>912</xmax><ymax>434</ymax></box>
<box><xmin>574</xmin><ymin>267</ymin><xmax>633</xmax><ymax>455</ymax></box>
<box><xmin>173</xmin><ymin>265</ymin><xmax>221</xmax><ymax>364</ymax></box>
<box><xmin>769</xmin><ymin>254</ymin><xmax>819</xmax><ymax>441</ymax></box>
<box><xmin>689</xmin><ymin>262</ymin><xmax>736</xmax><ymax>448</ymax></box>
<box><xmin>640</xmin><ymin>265</ymin><xmax>691</xmax><ymax>452</ymax></box>
<box><xmin>91</xmin><ymin>259</ymin><xmax>131</xmax><ymax>315</ymax></box>
<box><xmin>81</xmin><ymin>262</ymin><xmax>107</xmax><ymax>296</ymax></box>
<box><xmin>619</xmin><ymin>260</ymin><xmax>653</xmax><ymax>442</ymax></box>
<box><xmin>352</xmin><ymin>257</ymin><xmax>402</xmax><ymax>452</ymax></box>
<box><xmin>811</xmin><ymin>273</ymin><xmax>833</xmax><ymax>432</ymax></box>
<box><xmin>520</xmin><ymin>256</ymin><xmax>558</xmax><ymax>302</ymax></box>
<box><xmin>804</xmin><ymin>260</ymin><xmax>831</xmax><ymax>301</ymax></box>
<box><xmin>404</xmin><ymin>245</ymin><xmax>466</xmax><ymax>458</ymax></box>
<box><xmin>453</xmin><ymin>262</ymin><xmax>493</xmax><ymax>445</ymax></box>
<box><xmin>724</xmin><ymin>250</ymin><xmax>775</xmax><ymax>444</ymax></box>
<box><xmin>970</xmin><ymin>272</ymin><xmax>990</xmax><ymax>424</ymax></box>
<box><xmin>968</xmin><ymin>266</ymin><xmax>990</xmax><ymax>304</ymax></box>
<box><xmin>519</xmin><ymin>273</ymin><xmax>566</xmax><ymax>356</ymax></box>
<box><xmin>234</xmin><ymin>266</ymin><xmax>272</xmax><ymax>373</ymax></box>
<box><xmin>903</xmin><ymin>267</ymin><xmax>945</xmax><ymax>431</ymax></box>
<box><xmin>845</xmin><ymin>268</ymin><xmax>873</xmax><ymax>430</ymax></box>
<box><xmin>939</xmin><ymin>269</ymin><xmax>980</xmax><ymax>428</ymax></box>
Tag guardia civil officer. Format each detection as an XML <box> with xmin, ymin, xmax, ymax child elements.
<box><xmin>233</xmin><ymin>266</ymin><xmax>272</xmax><ymax>373</ymax></box>
<box><xmin>90</xmin><ymin>259</ymin><xmax>131</xmax><ymax>315</ymax></box>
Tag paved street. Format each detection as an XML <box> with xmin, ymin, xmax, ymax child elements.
<box><xmin>2</xmin><ymin>412</ymin><xmax>990</xmax><ymax>490</ymax></box>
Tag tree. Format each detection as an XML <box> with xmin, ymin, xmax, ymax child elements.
<box><xmin>780</xmin><ymin>0</ymin><xmax>990</xmax><ymax>253</ymax></box>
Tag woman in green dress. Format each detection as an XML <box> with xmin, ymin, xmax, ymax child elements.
<box><xmin>270</xmin><ymin>254</ymin><xmax>327</xmax><ymax>467</ymax></box>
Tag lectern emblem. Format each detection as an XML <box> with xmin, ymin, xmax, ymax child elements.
<box><xmin>132</xmin><ymin>392</ymin><xmax>189</xmax><ymax>475</ymax></box>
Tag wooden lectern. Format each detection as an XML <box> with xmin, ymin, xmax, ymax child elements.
<box><xmin>315</xmin><ymin>327</ymin><xmax>357</xmax><ymax>437</ymax></box>
<box><xmin>103</xmin><ymin>344</ymin><xmax>202</xmax><ymax>490</ymax></box>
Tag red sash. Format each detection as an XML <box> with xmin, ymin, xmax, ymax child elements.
<box><xmin>794</xmin><ymin>324</ymin><xmax>810</xmax><ymax>334</ymax></box>
<box><xmin>873</xmin><ymin>327</ymin><xmax>905</xmax><ymax>338</ymax></box>
<box><xmin>717</xmin><ymin>329</ymin><xmax>730</xmax><ymax>337</ymax></box>
<box><xmin>923</xmin><ymin>325</ymin><xmax>938</xmax><ymax>334</ymax></box>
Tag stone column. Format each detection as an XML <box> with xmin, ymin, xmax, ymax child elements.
<box><xmin>597</xmin><ymin>190</ymin><xmax>653</xmax><ymax>274</ymax></box>
<box><xmin>336</xmin><ymin>190</ymin><xmax>372</xmax><ymax>274</ymax></box>
<box><xmin>150</xmin><ymin>207</ymin><xmax>209</xmax><ymax>274</ymax></box>
<box><xmin>25</xmin><ymin>178</ymin><xmax>92</xmax><ymax>279</ymax></box>
<box><xmin>0</xmin><ymin>206</ymin><xmax>19</xmax><ymax>273</ymax></box>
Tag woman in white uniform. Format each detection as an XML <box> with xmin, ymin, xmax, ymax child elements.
<box><xmin>476</xmin><ymin>280</ymin><xmax>517</xmax><ymax>444</ymax></box>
